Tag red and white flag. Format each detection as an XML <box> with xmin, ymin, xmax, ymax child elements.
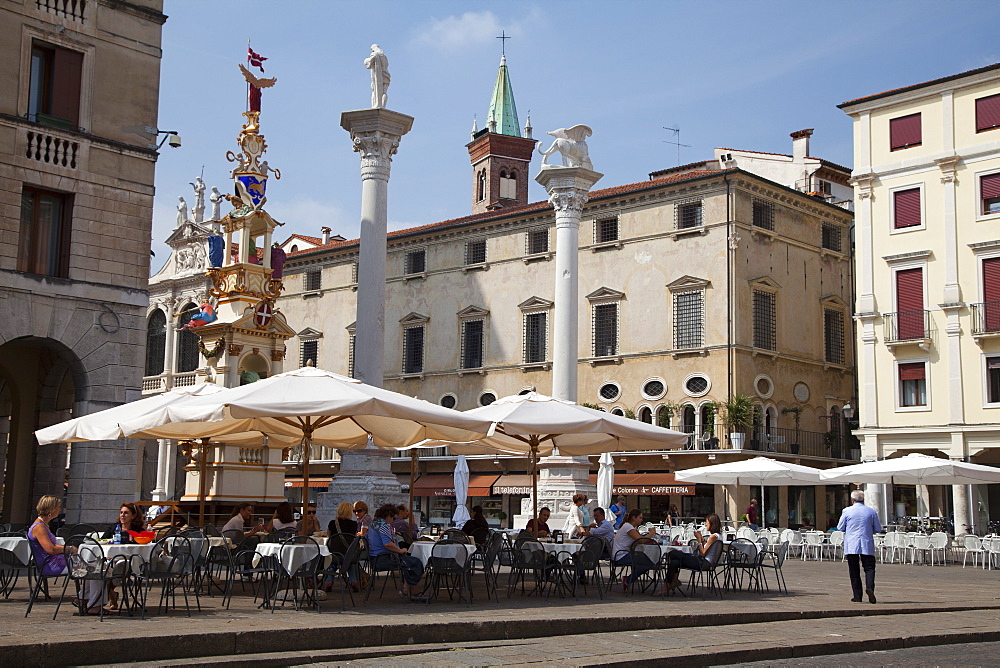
<box><xmin>247</xmin><ymin>46</ymin><xmax>267</xmax><ymax>72</ymax></box>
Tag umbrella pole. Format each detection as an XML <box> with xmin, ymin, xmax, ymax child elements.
<box><xmin>300</xmin><ymin>422</ymin><xmax>313</xmax><ymax>536</ymax></box>
<box><xmin>409</xmin><ymin>449</ymin><xmax>417</xmax><ymax>527</ymax></box>
<box><xmin>198</xmin><ymin>439</ymin><xmax>208</xmax><ymax>528</ymax></box>
<box><xmin>531</xmin><ymin>440</ymin><xmax>539</xmax><ymax>539</ymax></box>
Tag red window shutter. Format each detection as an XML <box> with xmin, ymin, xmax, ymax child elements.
<box><xmin>890</xmin><ymin>113</ymin><xmax>922</xmax><ymax>150</ymax></box>
<box><xmin>896</xmin><ymin>268</ymin><xmax>923</xmax><ymax>311</ymax></box>
<box><xmin>977</xmin><ymin>94</ymin><xmax>1000</xmax><ymax>132</ymax></box>
<box><xmin>983</xmin><ymin>258</ymin><xmax>1000</xmax><ymax>332</ymax></box>
<box><xmin>982</xmin><ymin>174</ymin><xmax>1000</xmax><ymax>201</ymax></box>
<box><xmin>51</xmin><ymin>47</ymin><xmax>82</xmax><ymax>127</ymax></box>
<box><xmin>893</xmin><ymin>188</ymin><xmax>921</xmax><ymax>228</ymax></box>
<box><xmin>898</xmin><ymin>362</ymin><xmax>925</xmax><ymax>381</ymax></box>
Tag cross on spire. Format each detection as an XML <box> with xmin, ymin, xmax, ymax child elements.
<box><xmin>496</xmin><ymin>30</ymin><xmax>511</xmax><ymax>55</ymax></box>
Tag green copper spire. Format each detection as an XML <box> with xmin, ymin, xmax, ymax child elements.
<box><xmin>487</xmin><ymin>55</ymin><xmax>520</xmax><ymax>137</ymax></box>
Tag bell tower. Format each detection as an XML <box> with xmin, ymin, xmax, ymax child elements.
<box><xmin>467</xmin><ymin>55</ymin><xmax>536</xmax><ymax>214</ymax></box>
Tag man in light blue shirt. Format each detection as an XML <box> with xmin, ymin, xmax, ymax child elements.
<box><xmin>837</xmin><ymin>489</ymin><xmax>882</xmax><ymax>604</ymax></box>
<box><xmin>586</xmin><ymin>507</ymin><xmax>614</xmax><ymax>544</ymax></box>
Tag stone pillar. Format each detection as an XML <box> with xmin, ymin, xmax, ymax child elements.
<box><xmin>953</xmin><ymin>483</ymin><xmax>971</xmax><ymax>535</ymax></box>
<box><xmin>916</xmin><ymin>484</ymin><xmax>930</xmax><ymax>518</ymax></box>
<box><xmin>317</xmin><ymin>448</ymin><xmax>405</xmax><ymax>532</ymax></box>
<box><xmin>534</xmin><ymin>166</ymin><xmax>603</xmax><ymax>402</ymax></box>
<box><xmin>339</xmin><ymin>108</ymin><xmax>413</xmax><ymax>389</ymax></box>
<box><xmin>778</xmin><ymin>485</ymin><xmax>789</xmax><ymax>528</ymax></box>
<box><xmin>865</xmin><ymin>483</ymin><xmax>886</xmax><ymax>525</ymax></box>
<box><xmin>151</xmin><ymin>438</ymin><xmax>170</xmax><ymax>501</ymax></box>
<box><xmin>815</xmin><ymin>485</ymin><xmax>828</xmax><ymax>530</ymax></box>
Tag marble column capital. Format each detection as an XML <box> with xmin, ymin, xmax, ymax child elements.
<box><xmin>341</xmin><ymin>108</ymin><xmax>414</xmax><ymax>182</ymax></box>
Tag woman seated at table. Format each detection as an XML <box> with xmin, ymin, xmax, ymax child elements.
<box><xmin>101</xmin><ymin>502</ymin><xmax>145</xmax><ymax>543</ymax></box>
<box><xmin>266</xmin><ymin>502</ymin><xmax>297</xmax><ymax>532</ymax></box>
<box><xmin>353</xmin><ymin>501</ymin><xmax>373</xmax><ymax>535</ymax></box>
<box><xmin>368</xmin><ymin>503</ymin><xmax>426</xmax><ymax>602</ymax></box>
<box><xmin>300</xmin><ymin>503</ymin><xmax>321</xmax><ymax>535</ymax></box>
<box><xmin>658</xmin><ymin>513</ymin><xmax>723</xmax><ymax>594</ymax></box>
<box><xmin>461</xmin><ymin>505</ymin><xmax>489</xmax><ymax>538</ymax></box>
<box><xmin>222</xmin><ymin>502</ymin><xmax>265</xmax><ymax>536</ymax></box>
<box><xmin>611</xmin><ymin>509</ymin><xmax>657</xmax><ymax>590</ymax></box>
<box><xmin>328</xmin><ymin>502</ymin><xmax>358</xmax><ymax>538</ymax></box>
<box><xmin>28</xmin><ymin>495</ymin><xmax>102</xmax><ymax>615</ymax></box>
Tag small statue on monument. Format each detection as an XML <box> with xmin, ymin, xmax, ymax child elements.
<box><xmin>364</xmin><ymin>44</ymin><xmax>390</xmax><ymax>109</ymax></box>
<box><xmin>537</xmin><ymin>125</ymin><xmax>594</xmax><ymax>170</ymax></box>
<box><xmin>270</xmin><ymin>243</ymin><xmax>287</xmax><ymax>279</ymax></box>
<box><xmin>209</xmin><ymin>186</ymin><xmax>224</xmax><ymax>221</ymax></box>
<box><xmin>176</xmin><ymin>196</ymin><xmax>188</xmax><ymax>227</ymax></box>
<box><xmin>190</xmin><ymin>176</ymin><xmax>206</xmax><ymax>222</ymax></box>
<box><xmin>207</xmin><ymin>231</ymin><xmax>224</xmax><ymax>268</ymax></box>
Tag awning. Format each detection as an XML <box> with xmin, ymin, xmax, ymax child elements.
<box><xmin>589</xmin><ymin>473</ymin><xmax>695</xmax><ymax>496</ymax></box>
<box><xmin>284</xmin><ymin>477</ymin><xmax>332</xmax><ymax>488</ymax></box>
<box><xmin>492</xmin><ymin>474</ymin><xmax>534</xmax><ymax>495</ymax></box>
<box><xmin>412</xmin><ymin>474</ymin><xmax>498</xmax><ymax>497</ymax></box>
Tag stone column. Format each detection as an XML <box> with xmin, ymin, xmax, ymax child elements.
<box><xmin>953</xmin><ymin>483</ymin><xmax>971</xmax><ymax>535</ymax></box>
<box><xmin>151</xmin><ymin>438</ymin><xmax>170</xmax><ymax>501</ymax></box>
<box><xmin>339</xmin><ymin>108</ymin><xmax>413</xmax><ymax>388</ymax></box>
<box><xmin>534</xmin><ymin>166</ymin><xmax>603</xmax><ymax>401</ymax></box>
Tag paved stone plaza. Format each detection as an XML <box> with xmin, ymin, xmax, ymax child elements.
<box><xmin>1</xmin><ymin>558</ymin><xmax>999</xmax><ymax>666</ymax></box>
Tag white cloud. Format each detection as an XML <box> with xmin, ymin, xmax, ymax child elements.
<box><xmin>413</xmin><ymin>10</ymin><xmax>542</xmax><ymax>51</ymax></box>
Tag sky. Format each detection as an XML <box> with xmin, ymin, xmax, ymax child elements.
<box><xmin>149</xmin><ymin>0</ymin><xmax>1000</xmax><ymax>271</ymax></box>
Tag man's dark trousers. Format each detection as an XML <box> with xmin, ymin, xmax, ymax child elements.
<box><xmin>846</xmin><ymin>553</ymin><xmax>875</xmax><ymax>599</ymax></box>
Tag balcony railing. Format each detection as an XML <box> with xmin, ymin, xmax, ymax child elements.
<box><xmin>883</xmin><ymin>309</ymin><xmax>930</xmax><ymax>343</ymax></box>
<box><xmin>679</xmin><ymin>424</ymin><xmax>859</xmax><ymax>461</ymax></box>
<box><xmin>25</xmin><ymin>129</ymin><xmax>79</xmax><ymax>168</ymax></box>
<box><xmin>971</xmin><ymin>302</ymin><xmax>1000</xmax><ymax>336</ymax></box>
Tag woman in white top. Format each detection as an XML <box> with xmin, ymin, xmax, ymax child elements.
<box><xmin>612</xmin><ymin>508</ymin><xmax>657</xmax><ymax>590</ymax></box>
<box><xmin>562</xmin><ymin>494</ymin><xmax>589</xmax><ymax>538</ymax></box>
<box><xmin>659</xmin><ymin>513</ymin><xmax>723</xmax><ymax>594</ymax></box>
<box><xmin>267</xmin><ymin>501</ymin><xmax>299</xmax><ymax>532</ymax></box>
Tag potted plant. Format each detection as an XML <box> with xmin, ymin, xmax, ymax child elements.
<box><xmin>723</xmin><ymin>393</ymin><xmax>755</xmax><ymax>449</ymax></box>
<box><xmin>658</xmin><ymin>401</ymin><xmax>680</xmax><ymax>429</ymax></box>
<box><xmin>703</xmin><ymin>401</ymin><xmax>720</xmax><ymax>437</ymax></box>
<box><xmin>781</xmin><ymin>406</ymin><xmax>802</xmax><ymax>454</ymax></box>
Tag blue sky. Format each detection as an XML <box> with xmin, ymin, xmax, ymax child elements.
<box><xmin>150</xmin><ymin>1</ymin><xmax>1000</xmax><ymax>269</ymax></box>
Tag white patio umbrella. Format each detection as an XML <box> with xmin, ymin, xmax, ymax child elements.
<box><xmin>597</xmin><ymin>452</ymin><xmax>615</xmax><ymax>523</ymax></box>
<box><xmin>410</xmin><ymin>392</ymin><xmax>689</xmax><ymax>536</ymax></box>
<box><xmin>119</xmin><ymin>366</ymin><xmax>496</xmax><ymax>528</ymax></box>
<box><xmin>452</xmin><ymin>455</ymin><xmax>472</xmax><ymax>526</ymax></box>
<box><xmin>675</xmin><ymin>456</ymin><xmax>825</xmax><ymax>528</ymax></box>
<box><xmin>34</xmin><ymin>381</ymin><xmax>295</xmax><ymax>525</ymax></box>
<box><xmin>819</xmin><ymin>453</ymin><xmax>1000</xmax><ymax>485</ymax></box>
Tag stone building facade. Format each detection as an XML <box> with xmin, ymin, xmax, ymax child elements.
<box><xmin>841</xmin><ymin>63</ymin><xmax>1000</xmax><ymax>530</ymax></box>
<box><xmin>0</xmin><ymin>0</ymin><xmax>166</xmax><ymax>524</ymax></box>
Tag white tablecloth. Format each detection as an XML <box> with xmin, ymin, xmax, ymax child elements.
<box><xmin>408</xmin><ymin>542</ymin><xmax>476</xmax><ymax>568</ymax></box>
<box><xmin>253</xmin><ymin>542</ymin><xmax>330</xmax><ymax>574</ymax></box>
<box><xmin>0</xmin><ymin>537</ymin><xmax>31</xmax><ymax>565</ymax></box>
<box><xmin>540</xmin><ymin>541</ymin><xmax>585</xmax><ymax>562</ymax></box>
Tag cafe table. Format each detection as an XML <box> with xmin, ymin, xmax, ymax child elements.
<box><xmin>408</xmin><ymin>540</ymin><xmax>476</xmax><ymax>568</ymax></box>
<box><xmin>0</xmin><ymin>536</ymin><xmax>32</xmax><ymax>565</ymax></box>
<box><xmin>252</xmin><ymin>541</ymin><xmax>330</xmax><ymax>574</ymax></box>
<box><xmin>539</xmin><ymin>540</ymin><xmax>586</xmax><ymax>562</ymax></box>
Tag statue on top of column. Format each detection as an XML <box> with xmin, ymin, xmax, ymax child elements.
<box><xmin>190</xmin><ymin>176</ymin><xmax>206</xmax><ymax>222</ymax></box>
<box><xmin>364</xmin><ymin>44</ymin><xmax>390</xmax><ymax>109</ymax></box>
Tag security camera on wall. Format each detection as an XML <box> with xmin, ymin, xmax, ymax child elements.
<box><xmin>168</xmin><ymin>134</ymin><xmax>182</xmax><ymax>148</ymax></box>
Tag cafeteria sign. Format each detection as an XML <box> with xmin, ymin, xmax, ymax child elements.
<box><xmin>613</xmin><ymin>484</ymin><xmax>694</xmax><ymax>496</ymax></box>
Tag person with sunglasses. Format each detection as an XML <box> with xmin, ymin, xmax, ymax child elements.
<box><xmin>300</xmin><ymin>502</ymin><xmax>321</xmax><ymax>535</ymax></box>
<box><xmin>353</xmin><ymin>500</ymin><xmax>373</xmax><ymax>535</ymax></box>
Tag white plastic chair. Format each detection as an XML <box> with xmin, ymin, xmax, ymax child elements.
<box><xmin>988</xmin><ymin>538</ymin><xmax>1000</xmax><ymax>570</ymax></box>
<box><xmin>910</xmin><ymin>534</ymin><xmax>932</xmax><ymax>565</ymax></box>
<box><xmin>874</xmin><ymin>534</ymin><xmax>886</xmax><ymax>562</ymax></box>
<box><xmin>928</xmin><ymin>532</ymin><xmax>949</xmax><ymax>565</ymax></box>
<box><xmin>783</xmin><ymin>530</ymin><xmax>803</xmax><ymax>559</ymax></box>
<box><xmin>737</xmin><ymin>527</ymin><xmax>757</xmax><ymax>542</ymax></box>
<box><xmin>802</xmin><ymin>532</ymin><xmax>825</xmax><ymax>561</ymax></box>
<box><xmin>962</xmin><ymin>535</ymin><xmax>985</xmax><ymax>568</ymax></box>
<box><xmin>828</xmin><ymin>530</ymin><xmax>845</xmax><ymax>561</ymax></box>
<box><xmin>768</xmin><ymin>528</ymin><xmax>781</xmax><ymax>544</ymax></box>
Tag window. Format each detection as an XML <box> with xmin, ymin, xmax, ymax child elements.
<box><xmin>677</xmin><ymin>201</ymin><xmax>703</xmax><ymax>229</ymax></box>
<box><xmin>460</xmin><ymin>319</ymin><xmax>484</xmax><ymax>369</ymax></box>
<box><xmin>28</xmin><ymin>42</ymin><xmax>83</xmax><ymax>130</ymax></box>
<box><xmin>593</xmin><ymin>303</ymin><xmax>618</xmax><ymax>357</ymax></box>
<box><xmin>440</xmin><ymin>394</ymin><xmax>457</xmax><ymax>409</ymax></box>
<box><xmin>893</xmin><ymin>187</ymin><xmax>921</xmax><ymax>229</ymax></box>
<box><xmin>673</xmin><ymin>290</ymin><xmax>704</xmax><ymax>349</ymax></box>
<box><xmin>899</xmin><ymin>362</ymin><xmax>927</xmax><ymax>407</ymax></box>
<box><xmin>987</xmin><ymin>357</ymin><xmax>1000</xmax><ymax>404</ymax></box>
<box><xmin>305</xmin><ymin>269</ymin><xmax>321</xmax><ymax>291</ymax></box>
<box><xmin>301</xmin><ymin>340</ymin><xmax>318</xmax><ymax>367</ymax></box>
<box><xmin>351</xmin><ymin>262</ymin><xmax>358</xmax><ymax>284</ymax></box>
<box><xmin>824</xmin><ymin>309</ymin><xmax>845</xmax><ymax>365</ymax></box>
<box><xmin>642</xmin><ymin>379</ymin><xmax>665</xmax><ymax>400</ymax></box>
<box><xmin>404</xmin><ymin>249</ymin><xmax>426</xmax><ymax>274</ymax></box>
<box><xmin>982</xmin><ymin>257</ymin><xmax>1000</xmax><ymax>333</ymax></box>
<box><xmin>402</xmin><ymin>325</ymin><xmax>424</xmax><ymax>374</ymax></box>
<box><xmin>523</xmin><ymin>312</ymin><xmax>547</xmax><ymax>363</ymax></box>
<box><xmin>599</xmin><ymin>383</ymin><xmax>621</xmax><ymax>401</ymax></box>
<box><xmin>527</xmin><ymin>228</ymin><xmax>548</xmax><ymax>255</ymax></box>
<box><xmin>347</xmin><ymin>333</ymin><xmax>355</xmax><ymax>378</ymax></box>
<box><xmin>18</xmin><ymin>186</ymin><xmax>71</xmax><ymax>277</ymax></box>
<box><xmin>638</xmin><ymin>407</ymin><xmax>652</xmax><ymax>423</ymax></box>
<box><xmin>981</xmin><ymin>173</ymin><xmax>1000</xmax><ymax>216</ymax></box>
<box><xmin>684</xmin><ymin>374</ymin><xmax>710</xmax><ymax>397</ymax></box>
<box><xmin>752</xmin><ymin>290</ymin><xmax>776</xmax><ymax>350</ymax></box>
<box><xmin>752</xmin><ymin>198</ymin><xmax>774</xmax><ymax>230</ymax></box>
<box><xmin>500</xmin><ymin>171</ymin><xmax>517</xmax><ymax>199</ymax></box>
<box><xmin>822</xmin><ymin>223</ymin><xmax>841</xmax><ymax>252</ymax></box>
<box><xmin>479</xmin><ymin>392</ymin><xmax>496</xmax><ymax>406</ymax></box>
<box><xmin>477</xmin><ymin>169</ymin><xmax>486</xmax><ymax>202</ymax></box>
<box><xmin>465</xmin><ymin>239</ymin><xmax>486</xmax><ymax>265</ymax></box>
<box><xmin>596</xmin><ymin>217</ymin><xmax>619</xmax><ymax>243</ymax></box>
<box><xmin>976</xmin><ymin>94</ymin><xmax>1000</xmax><ymax>133</ymax></box>
<box><xmin>176</xmin><ymin>303</ymin><xmax>200</xmax><ymax>373</ymax></box>
<box><xmin>895</xmin><ymin>267</ymin><xmax>924</xmax><ymax>339</ymax></box>
<box><xmin>145</xmin><ymin>310</ymin><xmax>166</xmax><ymax>376</ymax></box>
<box><xmin>889</xmin><ymin>113</ymin><xmax>921</xmax><ymax>150</ymax></box>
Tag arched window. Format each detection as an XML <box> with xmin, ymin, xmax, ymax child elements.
<box><xmin>145</xmin><ymin>310</ymin><xmax>166</xmax><ymax>376</ymax></box>
<box><xmin>681</xmin><ymin>405</ymin><xmax>696</xmax><ymax>434</ymax></box>
<box><xmin>638</xmin><ymin>406</ymin><xmax>652</xmax><ymax>423</ymax></box>
<box><xmin>477</xmin><ymin>170</ymin><xmax>486</xmax><ymax>202</ymax></box>
<box><xmin>500</xmin><ymin>170</ymin><xmax>517</xmax><ymax>199</ymax></box>
<box><xmin>176</xmin><ymin>303</ymin><xmax>200</xmax><ymax>373</ymax></box>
